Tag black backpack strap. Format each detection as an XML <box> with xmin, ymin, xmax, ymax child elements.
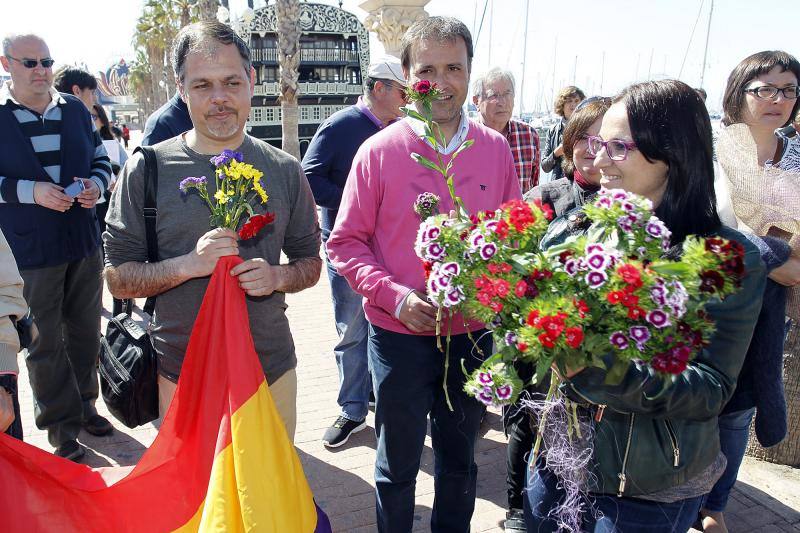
<box><xmin>133</xmin><ymin>146</ymin><xmax>159</xmax><ymax>317</ymax></box>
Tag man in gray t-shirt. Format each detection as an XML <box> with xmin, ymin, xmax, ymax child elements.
<box><xmin>103</xmin><ymin>21</ymin><xmax>321</xmax><ymax>439</ymax></box>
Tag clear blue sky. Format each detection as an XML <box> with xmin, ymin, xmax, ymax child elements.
<box><xmin>2</xmin><ymin>0</ymin><xmax>797</xmax><ymax>114</ymax></box>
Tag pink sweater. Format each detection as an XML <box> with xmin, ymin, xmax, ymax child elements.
<box><xmin>327</xmin><ymin>118</ymin><xmax>522</xmax><ymax>335</ymax></box>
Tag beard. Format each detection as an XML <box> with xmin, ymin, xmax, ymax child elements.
<box><xmin>204</xmin><ymin>106</ymin><xmax>240</xmax><ymax>138</ymax></box>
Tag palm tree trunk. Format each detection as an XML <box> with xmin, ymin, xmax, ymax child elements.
<box><xmin>197</xmin><ymin>0</ymin><xmax>219</xmax><ymax>22</ymax></box>
<box><xmin>747</xmin><ymin>321</ymin><xmax>800</xmax><ymax>466</ymax></box>
<box><xmin>275</xmin><ymin>0</ymin><xmax>301</xmax><ymax>160</ymax></box>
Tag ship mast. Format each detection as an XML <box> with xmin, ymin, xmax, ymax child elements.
<box><xmin>699</xmin><ymin>0</ymin><xmax>714</xmax><ymax>88</ymax></box>
<box><xmin>519</xmin><ymin>0</ymin><xmax>530</xmax><ymax>116</ymax></box>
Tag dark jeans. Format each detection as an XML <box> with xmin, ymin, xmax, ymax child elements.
<box><xmin>2</xmin><ymin>374</ymin><xmax>22</xmax><ymax>440</ymax></box>
<box><xmin>503</xmin><ymin>362</ymin><xmax>537</xmax><ymax>510</ymax></box>
<box><xmin>325</xmin><ymin>256</ymin><xmax>371</xmax><ymax>422</ymax></box>
<box><xmin>368</xmin><ymin>324</ymin><xmax>492</xmax><ymax>533</ymax></box>
<box><xmin>525</xmin><ymin>456</ymin><xmax>703</xmax><ymax>532</ymax></box>
<box><xmin>21</xmin><ymin>251</ymin><xmax>103</xmax><ymax>447</ymax></box>
<box><xmin>703</xmin><ymin>407</ymin><xmax>756</xmax><ymax>512</ymax></box>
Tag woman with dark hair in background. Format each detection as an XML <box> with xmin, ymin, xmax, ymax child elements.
<box><xmin>525</xmin><ymin>97</ymin><xmax>610</xmax><ymax>218</ymax></box>
<box><xmin>524</xmin><ymin>80</ymin><xmax>766</xmax><ymax>532</ymax></box>
<box><xmin>707</xmin><ymin>50</ymin><xmax>800</xmax><ymax>533</ymax></box>
<box><xmin>540</xmin><ymin>85</ymin><xmax>585</xmax><ymax>183</ymax></box>
<box><xmin>501</xmin><ymin>97</ymin><xmax>610</xmax><ymax>533</ymax></box>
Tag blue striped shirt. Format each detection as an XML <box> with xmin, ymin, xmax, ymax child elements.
<box><xmin>0</xmin><ymin>83</ymin><xmax>110</xmax><ymax>204</ymax></box>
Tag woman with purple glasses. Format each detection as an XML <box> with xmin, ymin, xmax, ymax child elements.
<box><xmin>524</xmin><ymin>79</ymin><xmax>766</xmax><ymax>532</ymax></box>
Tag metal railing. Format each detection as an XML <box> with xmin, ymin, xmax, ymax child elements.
<box><xmin>253</xmin><ymin>81</ymin><xmax>361</xmax><ymax>96</ymax></box>
<box><xmin>251</xmin><ymin>47</ymin><xmax>358</xmax><ymax>63</ymax></box>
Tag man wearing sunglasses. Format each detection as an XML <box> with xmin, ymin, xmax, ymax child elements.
<box><xmin>302</xmin><ymin>56</ymin><xmax>407</xmax><ymax>449</ymax></box>
<box><xmin>0</xmin><ymin>34</ymin><xmax>112</xmax><ymax>462</ymax></box>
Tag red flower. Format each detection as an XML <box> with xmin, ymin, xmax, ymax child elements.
<box><xmin>506</xmin><ymin>200</ymin><xmax>537</xmax><ymax>232</ymax></box>
<box><xmin>617</xmin><ymin>263</ymin><xmax>643</xmax><ymax>288</ymax></box>
<box><xmin>238</xmin><ymin>212</ymin><xmax>275</xmax><ymax>240</ymax></box>
<box><xmin>573</xmin><ymin>298</ymin><xmax>590</xmax><ymax>318</ymax></box>
<box><xmin>422</xmin><ymin>261</ymin><xmax>433</xmax><ymax>281</ymax></box>
<box><xmin>532</xmin><ymin>198</ymin><xmax>554</xmax><ymax>221</ymax></box>
<box><xmin>494</xmin><ymin>279</ymin><xmax>510</xmax><ymax>298</ymax></box>
<box><xmin>489</xmin><ymin>301</ymin><xmax>503</xmax><ymax>313</ymax></box>
<box><xmin>564</xmin><ymin>327</ymin><xmax>584</xmax><ymax>349</ymax></box>
<box><xmin>699</xmin><ymin>270</ymin><xmax>725</xmax><ymax>293</ymax></box>
<box><xmin>515</xmin><ymin>280</ymin><xmax>527</xmax><ymax>298</ymax></box>
<box><xmin>516</xmin><ymin>341</ymin><xmax>528</xmax><ymax>352</ymax></box>
<box><xmin>627</xmin><ymin>306</ymin><xmax>645</xmax><ymax>320</ymax></box>
<box><xmin>606</xmin><ymin>290</ymin><xmax>624</xmax><ymax>304</ymax></box>
<box><xmin>487</xmin><ymin>263</ymin><xmax>501</xmax><ymax>275</ymax></box>
<box><xmin>538</xmin><ymin>333</ymin><xmax>556</xmax><ymax>349</ymax></box>
<box><xmin>539</xmin><ymin>315</ymin><xmax>565</xmax><ymax>338</ymax></box>
<box><xmin>499</xmin><ymin>262</ymin><xmax>513</xmax><ymax>273</ymax></box>
<box><xmin>413</xmin><ymin>80</ymin><xmax>433</xmax><ymax>95</ymax></box>
<box><xmin>526</xmin><ymin>310</ymin><xmax>540</xmax><ymax>327</ymax></box>
<box><xmin>494</xmin><ymin>219</ymin><xmax>510</xmax><ymax>239</ymax></box>
<box><xmin>621</xmin><ymin>293</ymin><xmax>639</xmax><ymax>308</ymax></box>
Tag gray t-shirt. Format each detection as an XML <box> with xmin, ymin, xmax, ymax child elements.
<box><xmin>103</xmin><ymin>134</ymin><xmax>321</xmax><ymax>384</ymax></box>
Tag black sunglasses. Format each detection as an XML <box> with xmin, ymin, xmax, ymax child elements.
<box><xmin>6</xmin><ymin>55</ymin><xmax>55</xmax><ymax>69</ymax></box>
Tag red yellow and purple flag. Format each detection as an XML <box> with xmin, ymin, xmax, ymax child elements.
<box><xmin>0</xmin><ymin>256</ymin><xmax>332</xmax><ymax>532</ymax></box>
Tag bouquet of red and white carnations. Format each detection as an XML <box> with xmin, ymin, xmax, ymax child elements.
<box><xmin>415</xmin><ymin>189</ymin><xmax>746</xmax><ymax>409</ymax></box>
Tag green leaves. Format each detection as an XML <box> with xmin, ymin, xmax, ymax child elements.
<box><xmin>410</xmin><ymin>153</ymin><xmax>442</xmax><ymax>173</ymax></box>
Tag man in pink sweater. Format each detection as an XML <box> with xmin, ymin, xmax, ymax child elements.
<box><xmin>327</xmin><ymin>16</ymin><xmax>521</xmax><ymax>533</ymax></box>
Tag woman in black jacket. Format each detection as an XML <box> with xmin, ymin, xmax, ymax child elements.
<box><xmin>540</xmin><ymin>85</ymin><xmax>585</xmax><ymax>182</ymax></box>
<box><xmin>525</xmin><ymin>97</ymin><xmax>609</xmax><ymax>218</ymax></box>
<box><xmin>524</xmin><ymin>80</ymin><xmax>766</xmax><ymax>533</ymax></box>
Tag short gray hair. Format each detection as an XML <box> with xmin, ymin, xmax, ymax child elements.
<box><xmin>472</xmin><ymin>67</ymin><xmax>515</xmax><ymax>99</ymax></box>
<box><xmin>172</xmin><ymin>21</ymin><xmax>251</xmax><ymax>82</ymax></box>
<box><xmin>400</xmin><ymin>17</ymin><xmax>473</xmax><ymax>72</ymax></box>
<box><xmin>2</xmin><ymin>33</ymin><xmax>46</xmax><ymax>57</ymax></box>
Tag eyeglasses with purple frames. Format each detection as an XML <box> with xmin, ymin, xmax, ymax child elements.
<box><xmin>586</xmin><ymin>135</ymin><xmax>638</xmax><ymax>161</ymax></box>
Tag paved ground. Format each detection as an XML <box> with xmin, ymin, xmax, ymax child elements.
<box><xmin>12</xmin><ymin>130</ymin><xmax>800</xmax><ymax>532</ymax></box>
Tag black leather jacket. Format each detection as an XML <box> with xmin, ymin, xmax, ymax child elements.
<box><xmin>541</xmin><ymin>211</ymin><xmax>767</xmax><ymax>497</ymax></box>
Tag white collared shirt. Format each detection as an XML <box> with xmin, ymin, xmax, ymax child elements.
<box><xmin>0</xmin><ymin>80</ymin><xmax>65</xmax><ymax>115</ymax></box>
<box><xmin>405</xmin><ymin>106</ymin><xmax>471</xmax><ymax>155</ymax></box>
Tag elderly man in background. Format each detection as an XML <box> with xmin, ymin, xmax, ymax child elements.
<box><xmin>0</xmin><ymin>34</ymin><xmax>112</xmax><ymax>462</ymax></box>
<box><xmin>303</xmin><ymin>56</ymin><xmax>408</xmax><ymax>449</ymax></box>
<box><xmin>473</xmin><ymin>67</ymin><xmax>540</xmax><ymax>193</ymax></box>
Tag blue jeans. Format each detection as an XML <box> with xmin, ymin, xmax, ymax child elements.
<box><xmin>703</xmin><ymin>407</ymin><xmax>756</xmax><ymax>512</ymax></box>
<box><xmin>525</xmin><ymin>456</ymin><xmax>703</xmax><ymax>532</ymax></box>
<box><xmin>326</xmin><ymin>257</ymin><xmax>371</xmax><ymax>422</ymax></box>
<box><xmin>368</xmin><ymin>324</ymin><xmax>492</xmax><ymax>533</ymax></box>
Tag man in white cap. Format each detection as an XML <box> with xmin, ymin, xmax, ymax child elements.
<box><xmin>302</xmin><ymin>56</ymin><xmax>407</xmax><ymax>448</ymax></box>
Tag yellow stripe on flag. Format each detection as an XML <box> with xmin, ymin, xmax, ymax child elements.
<box><xmin>174</xmin><ymin>382</ymin><xmax>319</xmax><ymax>532</ymax></box>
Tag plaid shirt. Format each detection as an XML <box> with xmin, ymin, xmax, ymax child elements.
<box><xmin>505</xmin><ymin>119</ymin><xmax>540</xmax><ymax>193</ymax></box>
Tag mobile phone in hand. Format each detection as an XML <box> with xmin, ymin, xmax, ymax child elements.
<box><xmin>63</xmin><ymin>180</ymin><xmax>86</xmax><ymax>198</ymax></box>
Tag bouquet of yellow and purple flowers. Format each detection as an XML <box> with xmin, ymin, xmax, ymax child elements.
<box><xmin>179</xmin><ymin>149</ymin><xmax>274</xmax><ymax>240</ymax></box>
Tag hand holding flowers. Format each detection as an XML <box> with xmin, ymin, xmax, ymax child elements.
<box><xmin>179</xmin><ymin>149</ymin><xmax>273</xmax><ymax>240</ymax></box>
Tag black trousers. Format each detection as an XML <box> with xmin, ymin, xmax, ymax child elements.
<box><xmin>2</xmin><ymin>374</ymin><xmax>22</xmax><ymax>440</ymax></box>
<box><xmin>503</xmin><ymin>361</ymin><xmax>540</xmax><ymax>510</ymax></box>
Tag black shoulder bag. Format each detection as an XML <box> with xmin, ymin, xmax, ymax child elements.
<box><xmin>99</xmin><ymin>146</ymin><xmax>160</xmax><ymax>428</ymax></box>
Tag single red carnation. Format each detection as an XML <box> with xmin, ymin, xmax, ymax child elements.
<box><xmin>494</xmin><ymin>219</ymin><xmax>510</xmax><ymax>239</ymax></box>
<box><xmin>516</xmin><ymin>341</ymin><xmax>528</xmax><ymax>352</ymax></box>
<box><xmin>617</xmin><ymin>263</ymin><xmax>642</xmax><ymax>287</ymax></box>
<box><xmin>413</xmin><ymin>80</ymin><xmax>432</xmax><ymax>95</ymax></box>
<box><xmin>238</xmin><ymin>212</ymin><xmax>275</xmax><ymax>240</ymax></box>
<box><xmin>606</xmin><ymin>290</ymin><xmax>624</xmax><ymax>304</ymax></box>
<box><xmin>564</xmin><ymin>327</ymin><xmax>584</xmax><ymax>349</ymax></box>
<box><xmin>526</xmin><ymin>310</ymin><xmax>540</xmax><ymax>327</ymax></box>
<box><xmin>515</xmin><ymin>280</ymin><xmax>527</xmax><ymax>298</ymax></box>
<box><xmin>538</xmin><ymin>332</ymin><xmax>556</xmax><ymax>349</ymax></box>
<box><xmin>699</xmin><ymin>270</ymin><xmax>725</xmax><ymax>293</ymax></box>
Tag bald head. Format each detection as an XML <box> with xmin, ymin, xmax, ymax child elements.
<box><xmin>2</xmin><ymin>34</ymin><xmax>48</xmax><ymax>57</ymax></box>
<box><xmin>1</xmin><ymin>34</ymin><xmax>54</xmax><ymax>107</ymax></box>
